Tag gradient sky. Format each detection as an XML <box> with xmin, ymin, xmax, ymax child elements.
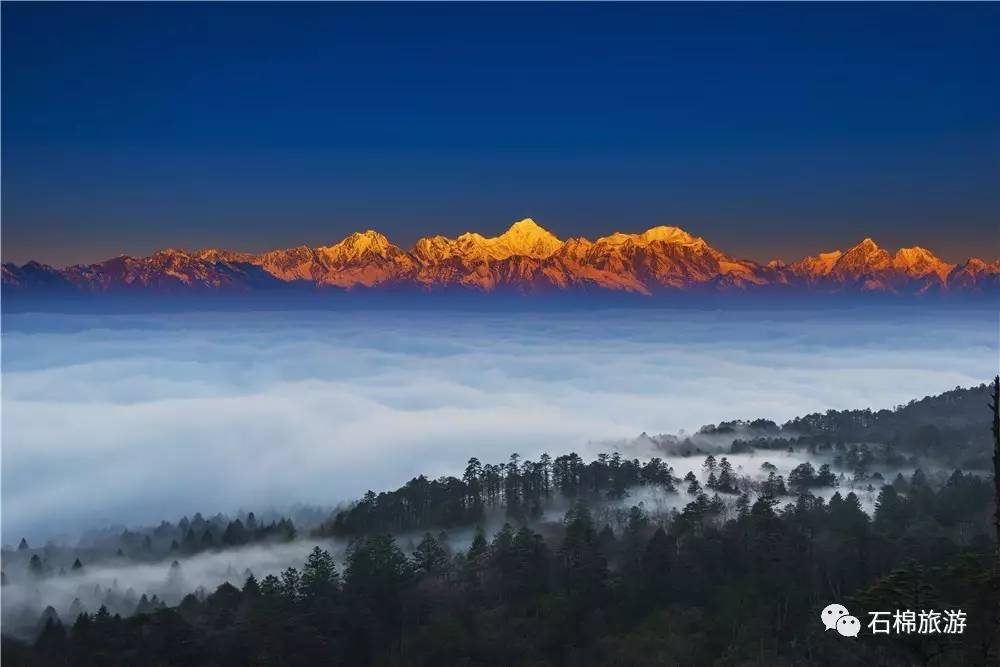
<box><xmin>3</xmin><ymin>3</ymin><xmax>998</xmax><ymax>267</ymax></box>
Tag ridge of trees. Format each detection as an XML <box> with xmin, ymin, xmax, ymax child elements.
<box><xmin>6</xmin><ymin>462</ymin><xmax>997</xmax><ymax>666</ymax></box>
<box><xmin>316</xmin><ymin>452</ymin><xmax>677</xmax><ymax>537</ymax></box>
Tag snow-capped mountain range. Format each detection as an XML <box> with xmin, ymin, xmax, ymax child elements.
<box><xmin>3</xmin><ymin>219</ymin><xmax>998</xmax><ymax>296</ymax></box>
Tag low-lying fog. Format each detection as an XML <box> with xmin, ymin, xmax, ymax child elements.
<box><xmin>2</xmin><ymin>306</ymin><xmax>993</xmax><ymax>544</ymax></box>
<box><xmin>0</xmin><ymin>445</ymin><xmax>950</xmax><ymax>638</ymax></box>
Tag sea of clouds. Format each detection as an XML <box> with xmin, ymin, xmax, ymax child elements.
<box><xmin>2</xmin><ymin>306</ymin><xmax>996</xmax><ymax>544</ymax></box>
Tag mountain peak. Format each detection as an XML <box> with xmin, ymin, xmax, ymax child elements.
<box><xmin>893</xmin><ymin>246</ymin><xmax>954</xmax><ymax>280</ymax></box>
<box><xmin>505</xmin><ymin>217</ymin><xmax>546</xmax><ymax>233</ymax></box>
<box><xmin>445</xmin><ymin>218</ymin><xmax>562</xmax><ymax>260</ymax></box>
<box><xmin>841</xmin><ymin>237</ymin><xmax>888</xmax><ymax>260</ymax></box>
<box><xmin>496</xmin><ymin>218</ymin><xmax>562</xmax><ymax>256</ymax></box>
<box><xmin>318</xmin><ymin>229</ymin><xmax>403</xmax><ymax>264</ymax></box>
<box><xmin>338</xmin><ymin>229</ymin><xmax>391</xmax><ymax>247</ymax></box>
<box><xmin>789</xmin><ymin>249</ymin><xmax>844</xmax><ymax>278</ymax></box>
<box><xmin>594</xmin><ymin>226</ymin><xmax>706</xmax><ymax>250</ymax></box>
<box><xmin>410</xmin><ymin>218</ymin><xmax>563</xmax><ymax>264</ymax></box>
<box><xmin>827</xmin><ymin>238</ymin><xmax>893</xmax><ymax>280</ymax></box>
<box><xmin>350</xmin><ymin>229</ymin><xmax>389</xmax><ymax>242</ymax></box>
<box><xmin>894</xmin><ymin>245</ymin><xmax>934</xmax><ymax>262</ymax></box>
<box><xmin>639</xmin><ymin>226</ymin><xmax>698</xmax><ymax>245</ymax></box>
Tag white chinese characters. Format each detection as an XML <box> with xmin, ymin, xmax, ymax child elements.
<box><xmin>867</xmin><ymin>609</ymin><xmax>966</xmax><ymax>635</ymax></box>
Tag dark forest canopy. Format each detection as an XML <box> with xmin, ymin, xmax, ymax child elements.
<box><xmin>3</xmin><ymin>466</ymin><xmax>997</xmax><ymax>666</ymax></box>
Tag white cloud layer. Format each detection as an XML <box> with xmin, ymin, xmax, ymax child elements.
<box><xmin>2</xmin><ymin>306</ymin><xmax>995</xmax><ymax>543</ymax></box>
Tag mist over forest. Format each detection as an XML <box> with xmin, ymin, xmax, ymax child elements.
<box><xmin>2</xmin><ymin>306</ymin><xmax>998</xmax><ymax>665</ymax></box>
<box><xmin>2</xmin><ymin>307</ymin><xmax>993</xmax><ymax>543</ymax></box>
<box><xmin>2</xmin><ymin>378</ymin><xmax>997</xmax><ymax>664</ymax></box>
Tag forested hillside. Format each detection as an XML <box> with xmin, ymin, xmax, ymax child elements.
<box><xmin>4</xmin><ymin>469</ymin><xmax>997</xmax><ymax>666</ymax></box>
<box><xmin>656</xmin><ymin>382</ymin><xmax>995</xmax><ymax>470</ymax></box>
<box><xmin>3</xmin><ymin>383</ymin><xmax>998</xmax><ymax>666</ymax></box>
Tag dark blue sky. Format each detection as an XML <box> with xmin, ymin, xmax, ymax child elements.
<box><xmin>3</xmin><ymin>3</ymin><xmax>998</xmax><ymax>266</ymax></box>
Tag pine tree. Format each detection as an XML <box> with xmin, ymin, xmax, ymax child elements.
<box><xmin>28</xmin><ymin>554</ymin><xmax>45</xmax><ymax>577</ymax></box>
<box><xmin>301</xmin><ymin>546</ymin><xmax>339</xmax><ymax>600</ymax></box>
<box><xmin>280</xmin><ymin>567</ymin><xmax>301</xmax><ymax>602</ymax></box>
<box><xmin>703</xmin><ymin>455</ymin><xmax>717</xmax><ymax>474</ymax></box>
<box><xmin>736</xmin><ymin>493</ymin><xmax>751</xmax><ymax>519</ymax></box>
<box><xmin>167</xmin><ymin>559</ymin><xmax>185</xmax><ymax>590</ymax></box>
<box><xmin>512</xmin><ymin>525</ymin><xmax>548</xmax><ymax>600</ymax></box>
<box><xmin>200</xmin><ymin>528</ymin><xmax>215</xmax><ymax>550</ymax></box>
<box><xmin>34</xmin><ymin>616</ymin><xmax>67</xmax><ymax>654</ymax></box>
<box><xmin>559</xmin><ymin>502</ymin><xmax>607</xmax><ymax>606</ymax></box>
<box><xmin>706</xmin><ymin>471</ymin><xmax>718</xmax><ymax>490</ymax></box>
<box><xmin>343</xmin><ymin>534</ymin><xmax>414</xmax><ymax>642</ymax></box>
<box><xmin>717</xmin><ymin>457</ymin><xmax>735</xmax><ymax>492</ymax></box>
<box><xmin>640</xmin><ymin>527</ymin><xmax>676</xmax><ymax>606</ymax></box>
<box><xmin>242</xmin><ymin>574</ymin><xmax>260</xmax><ymax>598</ymax></box>
<box><xmin>412</xmin><ymin>533</ymin><xmax>449</xmax><ymax>577</ymax></box>
<box><xmin>260</xmin><ymin>574</ymin><xmax>281</xmax><ymax>598</ymax></box>
<box><xmin>68</xmin><ymin>598</ymin><xmax>85</xmax><ymax>620</ymax></box>
<box><xmin>222</xmin><ymin>519</ymin><xmax>248</xmax><ymax>547</ymax></box>
<box><xmin>621</xmin><ymin>505</ymin><xmax>648</xmax><ymax>568</ymax></box>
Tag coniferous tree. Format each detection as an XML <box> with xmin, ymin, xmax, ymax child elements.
<box><xmin>559</xmin><ymin>502</ymin><xmax>607</xmax><ymax>607</ymax></box>
<box><xmin>717</xmin><ymin>457</ymin><xmax>735</xmax><ymax>492</ymax></box>
<box><xmin>280</xmin><ymin>567</ymin><xmax>301</xmax><ymax>602</ymax></box>
<box><xmin>412</xmin><ymin>533</ymin><xmax>449</xmax><ymax>577</ymax></box>
<box><xmin>300</xmin><ymin>547</ymin><xmax>339</xmax><ymax>600</ymax></box>
<box><xmin>34</xmin><ymin>616</ymin><xmax>67</xmax><ymax>656</ymax></box>
<box><xmin>28</xmin><ymin>554</ymin><xmax>45</xmax><ymax>578</ymax></box>
<box><xmin>242</xmin><ymin>573</ymin><xmax>260</xmax><ymax>598</ymax></box>
<box><xmin>222</xmin><ymin>519</ymin><xmax>248</xmax><ymax>547</ymax></box>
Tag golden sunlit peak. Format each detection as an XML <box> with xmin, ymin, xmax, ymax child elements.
<box><xmin>318</xmin><ymin>230</ymin><xmax>398</xmax><ymax>261</ymax></box>
<box><xmin>892</xmin><ymin>246</ymin><xmax>954</xmax><ymax>280</ymax></box>
<box><xmin>595</xmin><ymin>226</ymin><xmax>703</xmax><ymax>248</ymax></box>
<box><xmin>506</xmin><ymin>217</ymin><xmax>545</xmax><ymax>231</ymax></box>
<box><xmin>355</xmin><ymin>229</ymin><xmax>389</xmax><ymax>240</ymax></box>
<box><xmin>499</xmin><ymin>218</ymin><xmax>561</xmax><ymax>243</ymax></box>
<box><xmin>639</xmin><ymin>226</ymin><xmax>698</xmax><ymax>245</ymax></box>
<box><xmin>894</xmin><ymin>246</ymin><xmax>932</xmax><ymax>261</ymax></box>
<box><xmin>491</xmin><ymin>218</ymin><xmax>563</xmax><ymax>258</ymax></box>
<box><xmin>334</xmin><ymin>229</ymin><xmax>392</xmax><ymax>247</ymax></box>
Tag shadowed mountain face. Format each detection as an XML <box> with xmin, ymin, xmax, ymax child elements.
<box><xmin>3</xmin><ymin>219</ymin><xmax>998</xmax><ymax>296</ymax></box>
